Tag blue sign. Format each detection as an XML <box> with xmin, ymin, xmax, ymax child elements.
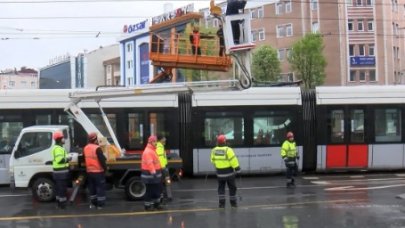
<box><xmin>123</xmin><ymin>20</ymin><xmax>147</xmax><ymax>34</ymax></box>
<box><xmin>139</xmin><ymin>43</ymin><xmax>150</xmax><ymax>85</ymax></box>
<box><xmin>350</xmin><ymin>56</ymin><xmax>375</xmax><ymax>66</ymax></box>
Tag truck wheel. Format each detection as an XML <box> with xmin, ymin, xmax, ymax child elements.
<box><xmin>125</xmin><ymin>177</ymin><xmax>146</xmax><ymax>201</ymax></box>
<box><xmin>32</xmin><ymin>177</ymin><xmax>55</xmax><ymax>202</ymax></box>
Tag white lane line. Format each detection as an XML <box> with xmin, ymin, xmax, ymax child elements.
<box><xmin>0</xmin><ymin>194</ymin><xmax>30</xmax><ymax>198</ymax></box>
<box><xmin>325</xmin><ymin>184</ymin><xmax>405</xmax><ymax>191</ymax></box>
<box><xmin>395</xmin><ymin>174</ymin><xmax>405</xmax><ymax>177</ymax></box>
<box><xmin>302</xmin><ymin>177</ymin><xmax>319</xmax><ymax>180</ymax></box>
<box><xmin>350</xmin><ymin>175</ymin><xmax>364</xmax><ymax>178</ymax></box>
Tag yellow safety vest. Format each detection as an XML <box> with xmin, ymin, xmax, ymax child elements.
<box><xmin>156</xmin><ymin>142</ymin><xmax>167</xmax><ymax>168</ymax></box>
<box><xmin>52</xmin><ymin>145</ymin><xmax>69</xmax><ymax>170</ymax></box>
<box><xmin>210</xmin><ymin>146</ymin><xmax>239</xmax><ymax>169</ymax></box>
<box><xmin>280</xmin><ymin>140</ymin><xmax>297</xmax><ymax>158</ymax></box>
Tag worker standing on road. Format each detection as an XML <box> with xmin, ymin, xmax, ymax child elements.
<box><xmin>83</xmin><ymin>132</ymin><xmax>107</xmax><ymax>209</ymax></box>
<box><xmin>141</xmin><ymin>135</ymin><xmax>163</xmax><ymax>211</ymax></box>
<box><xmin>211</xmin><ymin>134</ymin><xmax>241</xmax><ymax>208</ymax></box>
<box><xmin>156</xmin><ymin>134</ymin><xmax>172</xmax><ymax>202</ymax></box>
<box><xmin>281</xmin><ymin>131</ymin><xmax>299</xmax><ymax>188</ymax></box>
<box><xmin>52</xmin><ymin>131</ymin><xmax>71</xmax><ymax>209</ymax></box>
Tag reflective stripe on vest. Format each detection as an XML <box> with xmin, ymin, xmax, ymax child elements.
<box><xmin>52</xmin><ymin>145</ymin><xmax>69</xmax><ymax>170</ymax></box>
<box><xmin>84</xmin><ymin>144</ymin><xmax>104</xmax><ymax>173</ymax></box>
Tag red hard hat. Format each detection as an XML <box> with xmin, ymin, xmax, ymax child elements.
<box><xmin>88</xmin><ymin>132</ymin><xmax>98</xmax><ymax>142</ymax></box>
<box><xmin>217</xmin><ymin>134</ymin><xmax>226</xmax><ymax>144</ymax></box>
<box><xmin>53</xmin><ymin>131</ymin><xmax>64</xmax><ymax>140</ymax></box>
<box><xmin>286</xmin><ymin>131</ymin><xmax>294</xmax><ymax>138</ymax></box>
<box><xmin>148</xmin><ymin>135</ymin><xmax>157</xmax><ymax>143</ymax></box>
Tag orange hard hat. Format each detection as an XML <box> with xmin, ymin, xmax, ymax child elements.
<box><xmin>148</xmin><ymin>135</ymin><xmax>157</xmax><ymax>143</ymax></box>
<box><xmin>88</xmin><ymin>132</ymin><xmax>98</xmax><ymax>142</ymax></box>
<box><xmin>286</xmin><ymin>131</ymin><xmax>294</xmax><ymax>139</ymax></box>
<box><xmin>53</xmin><ymin>131</ymin><xmax>64</xmax><ymax>140</ymax></box>
<box><xmin>217</xmin><ymin>134</ymin><xmax>226</xmax><ymax>144</ymax></box>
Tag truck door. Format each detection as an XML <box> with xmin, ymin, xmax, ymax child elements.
<box><xmin>12</xmin><ymin>131</ymin><xmax>53</xmax><ymax>187</ymax></box>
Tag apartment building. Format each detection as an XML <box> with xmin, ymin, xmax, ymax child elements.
<box><xmin>201</xmin><ymin>0</ymin><xmax>405</xmax><ymax>85</ymax></box>
<box><xmin>0</xmin><ymin>67</ymin><xmax>38</xmax><ymax>89</ymax></box>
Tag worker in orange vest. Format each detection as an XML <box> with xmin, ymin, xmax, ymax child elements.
<box><xmin>141</xmin><ymin>135</ymin><xmax>163</xmax><ymax>211</ymax></box>
<box><xmin>83</xmin><ymin>132</ymin><xmax>107</xmax><ymax>209</ymax></box>
<box><xmin>189</xmin><ymin>25</ymin><xmax>202</xmax><ymax>55</ymax></box>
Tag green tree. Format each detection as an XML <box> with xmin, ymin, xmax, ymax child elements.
<box><xmin>251</xmin><ymin>45</ymin><xmax>281</xmax><ymax>82</ymax></box>
<box><xmin>288</xmin><ymin>33</ymin><xmax>327</xmax><ymax>89</ymax></box>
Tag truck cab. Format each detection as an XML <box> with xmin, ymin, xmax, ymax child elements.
<box><xmin>9</xmin><ymin>125</ymin><xmax>74</xmax><ymax>201</ymax></box>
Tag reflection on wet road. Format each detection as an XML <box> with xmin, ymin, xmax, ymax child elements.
<box><xmin>0</xmin><ymin>173</ymin><xmax>405</xmax><ymax>228</ymax></box>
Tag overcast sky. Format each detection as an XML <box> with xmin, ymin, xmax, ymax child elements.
<box><xmin>0</xmin><ymin>0</ymin><xmax>212</xmax><ymax>70</ymax></box>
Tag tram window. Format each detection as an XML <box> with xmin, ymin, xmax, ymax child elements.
<box><xmin>329</xmin><ymin>110</ymin><xmax>344</xmax><ymax>143</ymax></box>
<box><xmin>128</xmin><ymin>113</ymin><xmax>144</xmax><ymax>148</ymax></box>
<box><xmin>203</xmin><ymin>112</ymin><xmax>244</xmax><ymax>146</ymax></box>
<box><xmin>253</xmin><ymin>111</ymin><xmax>293</xmax><ymax>145</ymax></box>
<box><xmin>350</xmin><ymin>109</ymin><xmax>364</xmax><ymax>143</ymax></box>
<box><xmin>375</xmin><ymin>108</ymin><xmax>402</xmax><ymax>142</ymax></box>
<box><xmin>149</xmin><ymin>113</ymin><xmax>166</xmax><ymax>136</ymax></box>
<box><xmin>89</xmin><ymin>114</ymin><xmax>117</xmax><ymax>139</ymax></box>
<box><xmin>16</xmin><ymin>132</ymin><xmax>52</xmax><ymax>158</ymax></box>
<box><xmin>35</xmin><ymin>114</ymin><xmax>51</xmax><ymax>125</ymax></box>
<box><xmin>0</xmin><ymin>122</ymin><xmax>23</xmax><ymax>154</ymax></box>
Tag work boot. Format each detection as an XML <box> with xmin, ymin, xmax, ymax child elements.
<box><xmin>219</xmin><ymin>200</ymin><xmax>225</xmax><ymax>208</ymax></box>
<box><xmin>144</xmin><ymin>205</ymin><xmax>154</xmax><ymax>211</ymax></box>
<box><xmin>230</xmin><ymin>201</ymin><xmax>238</xmax><ymax>208</ymax></box>
<box><xmin>154</xmin><ymin>202</ymin><xmax>164</xmax><ymax>210</ymax></box>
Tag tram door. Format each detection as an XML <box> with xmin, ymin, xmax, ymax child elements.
<box><xmin>326</xmin><ymin>107</ymin><xmax>368</xmax><ymax>169</ymax></box>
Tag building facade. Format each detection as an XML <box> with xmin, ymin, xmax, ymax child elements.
<box><xmin>200</xmin><ymin>0</ymin><xmax>405</xmax><ymax>86</ymax></box>
<box><xmin>0</xmin><ymin>67</ymin><xmax>38</xmax><ymax>89</ymax></box>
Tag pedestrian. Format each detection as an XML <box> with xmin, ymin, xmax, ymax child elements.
<box><xmin>189</xmin><ymin>25</ymin><xmax>202</xmax><ymax>55</ymax></box>
<box><xmin>217</xmin><ymin>24</ymin><xmax>225</xmax><ymax>56</ymax></box>
<box><xmin>225</xmin><ymin>0</ymin><xmax>247</xmax><ymax>44</ymax></box>
<box><xmin>210</xmin><ymin>134</ymin><xmax>241</xmax><ymax>208</ymax></box>
<box><xmin>280</xmin><ymin>131</ymin><xmax>299</xmax><ymax>188</ymax></box>
<box><xmin>51</xmin><ymin>131</ymin><xmax>71</xmax><ymax>209</ymax></box>
<box><xmin>156</xmin><ymin>134</ymin><xmax>172</xmax><ymax>202</ymax></box>
<box><xmin>141</xmin><ymin>135</ymin><xmax>163</xmax><ymax>211</ymax></box>
<box><xmin>83</xmin><ymin>132</ymin><xmax>107</xmax><ymax>209</ymax></box>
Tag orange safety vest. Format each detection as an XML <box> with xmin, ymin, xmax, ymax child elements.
<box><xmin>84</xmin><ymin>143</ymin><xmax>104</xmax><ymax>173</ymax></box>
<box><xmin>141</xmin><ymin>143</ymin><xmax>161</xmax><ymax>173</ymax></box>
<box><xmin>192</xmin><ymin>31</ymin><xmax>200</xmax><ymax>47</ymax></box>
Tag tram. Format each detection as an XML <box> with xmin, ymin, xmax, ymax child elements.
<box><xmin>0</xmin><ymin>86</ymin><xmax>404</xmax><ymax>183</ymax></box>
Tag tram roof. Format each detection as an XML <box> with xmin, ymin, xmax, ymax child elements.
<box><xmin>0</xmin><ymin>89</ymin><xmax>179</xmax><ymax>109</ymax></box>
<box><xmin>192</xmin><ymin>87</ymin><xmax>302</xmax><ymax>106</ymax></box>
<box><xmin>316</xmin><ymin>86</ymin><xmax>405</xmax><ymax>105</ymax></box>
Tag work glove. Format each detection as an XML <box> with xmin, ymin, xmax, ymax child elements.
<box><xmin>235</xmin><ymin>167</ymin><xmax>241</xmax><ymax>174</ymax></box>
<box><xmin>296</xmin><ymin>156</ymin><xmax>300</xmax><ymax>161</ymax></box>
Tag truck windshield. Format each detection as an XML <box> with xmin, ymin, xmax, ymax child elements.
<box><xmin>17</xmin><ymin>132</ymin><xmax>52</xmax><ymax>158</ymax></box>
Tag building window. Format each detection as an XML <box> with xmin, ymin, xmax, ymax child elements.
<box><xmin>350</xmin><ymin>70</ymin><xmax>356</xmax><ymax>81</ymax></box>
<box><xmin>368</xmin><ymin>44</ymin><xmax>375</xmax><ymax>56</ymax></box>
<box><xmin>359</xmin><ymin>44</ymin><xmax>365</xmax><ymax>56</ymax></box>
<box><xmin>277</xmin><ymin>25</ymin><xmax>285</xmax><ymax>37</ymax></box>
<box><xmin>286</xmin><ymin>24</ymin><xmax>293</xmax><ymax>36</ymax></box>
<box><xmin>276</xmin><ymin>3</ymin><xmax>283</xmax><ymax>15</ymax></box>
<box><xmin>367</xmin><ymin>20</ymin><xmax>374</xmax><ymax>31</ymax></box>
<box><xmin>127</xmin><ymin>60</ymin><xmax>131</xmax><ymax>69</ymax></box>
<box><xmin>251</xmin><ymin>31</ymin><xmax>258</xmax><ymax>42</ymax></box>
<box><xmin>8</xmin><ymin>81</ymin><xmax>15</xmax><ymax>87</ymax></box>
<box><xmin>366</xmin><ymin>0</ymin><xmax>373</xmax><ymax>5</ymax></box>
<box><xmin>278</xmin><ymin>49</ymin><xmax>286</xmax><ymax>61</ymax></box>
<box><xmin>359</xmin><ymin>71</ymin><xmax>366</xmax><ymax>81</ymax></box>
<box><xmin>348</xmin><ymin>20</ymin><xmax>353</xmax><ymax>31</ymax></box>
<box><xmin>356</xmin><ymin>0</ymin><xmax>362</xmax><ymax>6</ymax></box>
<box><xmin>285</xmin><ymin>0</ymin><xmax>292</xmax><ymax>13</ymax></box>
<box><xmin>357</xmin><ymin>20</ymin><xmax>364</xmax><ymax>31</ymax></box>
<box><xmin>257</xmin><ymin>8</ymin><xmax>264</xmax><ymax>18</ymax></box>
<box><xmin>127</xmin><ymin>43</ymin><xmax>132</xmax><ymax>52</ymax></box>
<box><xmin>311</xmin><ymin>0</ymin><xmax>318</xmax><ymax>10</ymax></box>
<box><xmin>312</xmin><ymin>22</ymin><xmax>319</xmax><ymax>33</ymax></box>
<box><xmin>347</xmin><ymin>0</ymin><xmax>353</xmax><ymax>6</ymax></box>
<box><xmin>258</xmin><ymin>28</ymin><xmax>265</xmax><ymax>41</ymax></box>
<box><xmin>31</xmin><ymin>82</ymin><xmax>36</xmax><ymax>88</ymax></box>
<box><xmin>369</xmin><ymin>70</ymin><xmax>376</xmax><ymax>81</ymax></box>
<box><xmin>287</xmin><ymin>72</ymin><xmax>294</xmax><ymax>82</ymax></box>
<box><xmin>250</xmin><ymin>9</ymin><xmax>257</xmax><ymax>19</ymax></box>
<box><xmin>349</xmin><ymin>44</ymin><xmax>355</xmax><ymax>56</ymax></box>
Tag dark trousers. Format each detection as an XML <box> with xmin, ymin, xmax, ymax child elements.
<box><xmin>144</xmin><ymin>183</ymin><xmax>162</xmax><ymax>207</ymax></box>
<box><xmin>286</xmin><ymin>162</ymin><xmax>298</xmax><ymax>183</ymax></box>
<box><xmin>53</xmin><ymin>171</ymin><xmax>69</xmax><ymax>206</ymax></box>
<box><xmin>217</xmin><ymin>176</ymin><xmax>237</xmax><ymax>205</ymax></box>
<box><xmin>87</xmin><ymin>172</ymin><xmax>106</xmax><ymax>207</ymax></box>
<box><xmin>192</xmin><ymin>45</ymin><xmax>201</xmax><ymax>55</ymax></box>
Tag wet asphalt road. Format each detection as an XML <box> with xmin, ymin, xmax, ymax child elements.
<box><xmin>1</xmin><ymin>173</ymin><xmax>405</xmax><ymax>228</ymax></box>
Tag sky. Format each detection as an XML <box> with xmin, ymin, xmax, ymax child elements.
<box><xmin>0</xmin><ymin>0</ymin><xmax>212</xmax><ymax>70</ymax></box>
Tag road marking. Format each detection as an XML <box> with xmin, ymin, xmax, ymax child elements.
<box><xmin>325</xmin><ymin>184</ymin><xmax>405</xmax><ymax>191</ymax></box>
<box><xmin>395</xmin><ymin>174</ymin><xmax>405</xmax><ymax>177</ymax></box>
<box><xmin>302</xmin><ymin>177</ymin><xmax>319</xmax><ymax>180</ymax></box>
<box><xmin>312</xmin><ymin>177</ymin><xmax>405</xmax><ymax>185</ymax></box>
<box><xmin>0</xmin><ymin>199</ymin><xmax>364</xmax><ymax>222</ymax></box>
<box><xmin>350</xmin><ymin>175</ymin><xmax>364</xmax><ymax>178</ymax></box>
<box><xmin>0</xmin><ymin>194</ymin><xmax>30</xmax><ymax>198</ymax></box>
